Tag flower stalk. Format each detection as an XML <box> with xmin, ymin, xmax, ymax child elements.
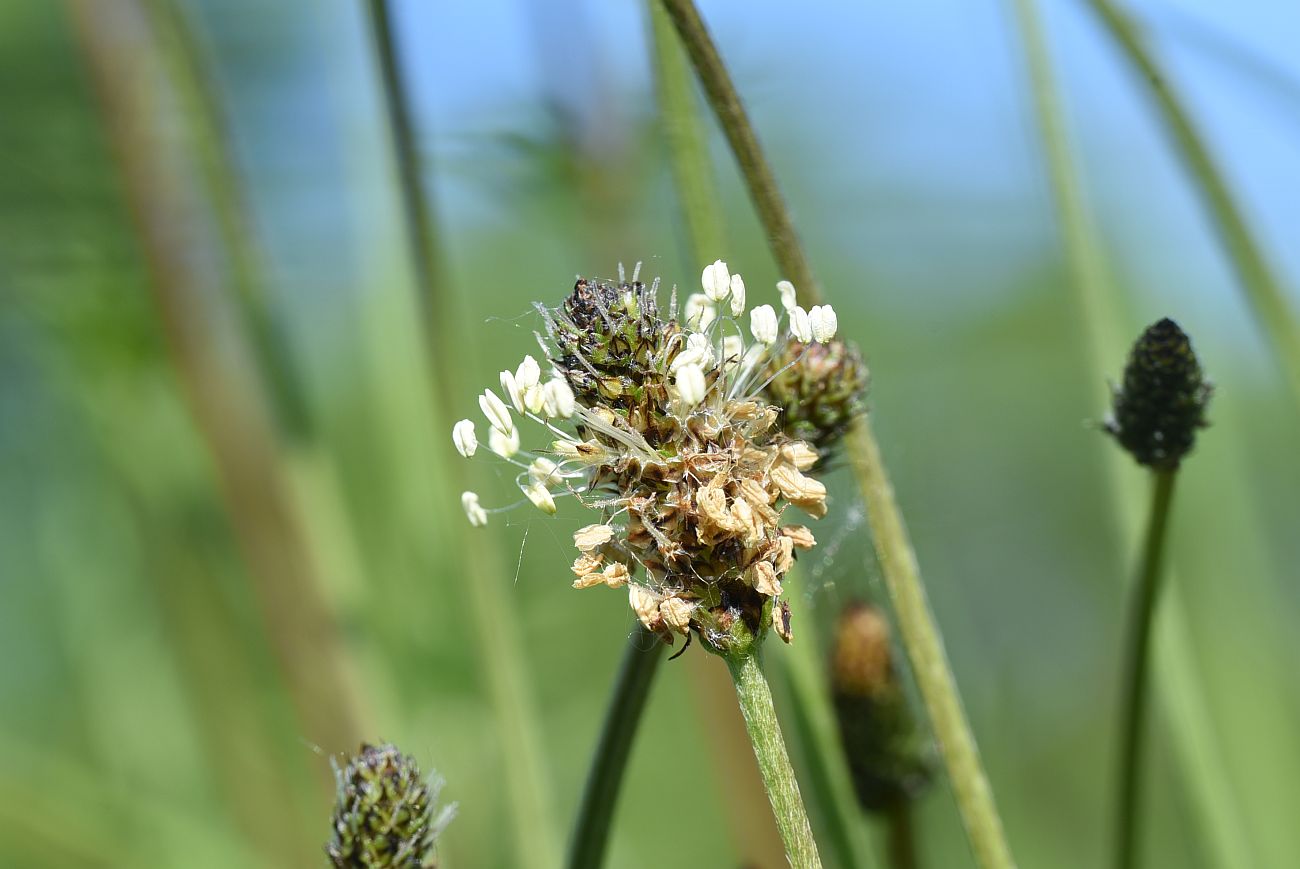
<box><xmin>1113</xmin><ymin>469</ymin><xmax>1176</xmax><ymax>869</ymax></box>
<box><xmin>565</xmin><ymin>629</ymin><xmax>665</xmax><ymax>869</ymax></box>
<box><xmin>657</xmin><ymin>1</ymin><xmax>1016</xmax><ymax>865</ymax></box>
<box><xmin>1105</xmin><ymin>318</ymin><xmax>1211</xmax><ymax>869</ymax></box>
<box><xmin>725</xmin><ymin>643</ymin><xmax>823</xmax><ymax>869</ymax></box>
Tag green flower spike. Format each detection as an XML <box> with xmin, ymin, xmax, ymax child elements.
<box><xmin>327</xmin><ymin>742</ymin><xmax>455</xmax><ymax>868</ymax></box>
<box><xmin>1105</xmin><ymin>318</ymin><xmax>1211</xmax><ymax>470</ymax></box>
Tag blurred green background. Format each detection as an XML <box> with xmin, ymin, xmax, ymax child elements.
<box><xmin>2</xmin><ymin>0</ymin><xmax>1298</xmax><ymax>866</ymax></box>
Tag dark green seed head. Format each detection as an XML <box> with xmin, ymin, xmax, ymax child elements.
<box><xmin>761</xmin><ymin>339</ymin><xmax>869</xmax><ymax>456</ymax></box>
<box><xmin>328</xmin><ymin>743</ymin><xmax>446</xmax><ymax>868</ymax></box>
<box><xmin>830</xmin><ymin>603</ymin><xmax>932</xmax><ymax>813</ymax></box>
<box><xmin>1106</xmin><ymin>318</ymin><xmax>1211</xmax><ymax>470</ymax></box>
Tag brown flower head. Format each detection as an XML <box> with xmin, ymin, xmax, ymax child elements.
<box><xmin>452</xmin><ymin>262</ymin><xmax>844</xmax><ymax>653</ymax></box>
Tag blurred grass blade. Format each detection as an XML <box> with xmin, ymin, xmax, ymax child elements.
<box><xmin>566</xmin><ymin>629</ymin><xmax>664</xmax><ymax>869</ymax></box>
<box><xmin>363</xmin><ymin>0</ymin><xmax>451</xmax><ymax>362</ymax></box>
<box><xmin>1006</xmin><ymin>1</ymin><xmax>1257</xmax><ymax>866</ymax></box>
<box><xmin>142</xmin><ymin>0</ymin><xmax>310</xmax><ymax>441</ymax></box>
<box><xmin>361</xmin><ymin>3</ymin><xmax>560</xmax><ymax>866</ymax></box>
<box><xmin>139</xmin><ymin>0</ymin><xmax>383</xmax><ymax>682</ymax></box>
<box><xmin>649</xmin><ymin>0</ymin><xmax>724</xmax><ymax>269</ymax></box>
<box><xmin>1081</xmin><ymin>0</ymin><xmax>1300</xmax><ymax>407</ymax></box>
<box><xmin>66</xmin><ymin>0</ymin><xmax>370</xmax><ymax>770</ymax></box>
<box><xmin>657</xmin><ymin>2</ymin><xmax>1017</xmax><ymax>866</ymax></box>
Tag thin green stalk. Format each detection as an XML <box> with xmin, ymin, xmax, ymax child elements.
<box><xmin>361</xmin><ymin>4</ymin><xmax>559</xmax><ymax>866</ymax></box>
<box><xmin>725</xmin><ymin>648</ymin><xmax>823</xmax><ymax>869</ymax></box>
<box><xmin>658</xmin><ymin>2</ymin><xmax>1015</xmax><ymax>866</ymax></box>
<box><xmin>143</xmin><ymin>0</ymin><xmax>311</xmax><ymax>441</ymax></box>
<box><xmin>886</xmin><ymin>803</ymin><xmax>918</xmax><ymax>869</ymax></box>
<box><xmin>1081</xmin><ymin>0</ymin><xmax>1300</xmax><ymax>406</ymax></box>
<box><xmin>364</xmin><ymin>0</ymin><xmax>451</xmax><ymax>364</ymax></box>
<box><xmin>775</xmin><ymin>574</ymin><xmax>879</xmax><ymax>869</ymax></box>
<box><xmin>566</xmin><ymin>628</ymin><xmax>665</xmax><ymax>869</ymax></box>
<box><xmin>1008</xmin><ymin>3</ymin><xmax>1255</xmax><ymax>865</ymax></box>
<box><xmin>1114</xmin><ymin>470</ymin><xmax>1177</xmax><ymax>869</ymax></box>
<box><xmin>656</xmin><ymin>0</ymin><xmax>818</xmax><ymax>299</ymax></box>
<box><xmin>649</xmin><ymin>0</ymin><xmax>724</xmax><ymax>268</ymax></box>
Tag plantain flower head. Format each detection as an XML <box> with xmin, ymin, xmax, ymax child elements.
<box><xmin>452</xmin><ymin>263</ymin><xmax>861</xmax><ymax>652</ymax></box>
<box><xmin>327</xmin><ymin>742</ymin><xmax>455</xmax><ymax>868</ymax></box>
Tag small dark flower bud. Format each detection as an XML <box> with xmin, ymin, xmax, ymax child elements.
<box><xmin>1105</xmin><ymin>318</ymin><xmax>1211</xmax><ymax>470</ymax></box>
<box><xmin>830</xmin><ymin>603</ymin><xmax>931</xmax><ymax>813</ymax></box>
<box><xmin>328</xmin><ymin>743</ymin><xmax>453</xmax><ymax>868</ymax></box>
<box><xmin>761</xmin><ymin>339</ymin><xmax>868</xmax><ymax>455</ymax></box>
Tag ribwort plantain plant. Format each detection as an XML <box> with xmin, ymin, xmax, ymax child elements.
<box><xmin>1104</xmin><ymin>319</ymin><xmax>1211</xmax><ymax>869</ymax></box>
<box><xmin>328</xmin><ymin>743</ymin><xmax>455</xmax><ymax>868</ymax></box>
<box><xmin>453</xmin><ymin>262</ymin><xmax>849</xmax><ymax>866</ymax></box>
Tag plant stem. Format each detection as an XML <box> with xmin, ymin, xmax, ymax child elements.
<box><xmin>658</xmin><ymin>2</ymin><xmax>1016</xmax><ymax>865</ymax></box>
<box><xmin>1114</xmin><ymin>469</ymin><xmax>1178</xmax><ymax>869</ymax></box>
<box><xmin>1081</xmin><ymin>0</ymin><xmax>1300</xmax><ymax>407</ymax></box>
<box><xmin>1008</xmin><ymin>4</ymin><xmax>1255</xmax><ymax>866</ymax></box>
<box><xmin>656</xmin><ymin>0</ymin><xmax>819</xmax><ymax>299</ymax></box>
<box><xmin>67</xmin><ymin>0</ymin><xmax>370</xmax><ymax>765</ymax></box>
<box><xmin>725</xmin><ymin>648</ymin><xmax>823</xmax><ymax>869</ymax></box>
<box><xmin>648</xmin><ymin>0</ymin><xmax>725</xmax><ymax>268</ymax></box>
<box><xmin>886</xmin><ymin>802</ymin><xmax>918</xmax><ymax>869</ymax></box>
<box><xmin>566</xmin><ymin>628</ymin><xmax>665</xmax><ymax>869</ymax></box>
<box><xmin>361</xmin><ymin>4</ymin><xmax>560</xmax><ymax>867</ymax></box>
<box><xmin>363</xmin><ymin>0</ymin><xmax>451</xmax><ymax>367</ymax></box>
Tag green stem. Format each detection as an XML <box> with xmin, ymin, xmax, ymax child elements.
<box><xmin>363</xmin><ymin>0</ymin><xmax>450</xmax><ymax>365</ymax></box>
<box><xmin>658</xmin><ymin>2</ymin><xmax>1016</xmax><ymax>865</ymax></box>
<box><xmin>361</xmin><ymin>5</ymin><xmax>560</xmax><ymax>866</ymax></box>
<box><xmin>1115</xmin><ymin>469</ymin><xmax>1178</xmax><ymax>869</ymax></box>
<box><xmin>1082</xmin><ymin>0</ymin><xmax>1300</xmax><ymax>407</ymax></box>
<box><xmin>566</xmin><ymin>629</ymin><xmax>665</xmax><ymax>869</ymax></box>
<box><xmin>142</xmin><ymin>0</ymin><xmax>312</xmax><ymax>441</ymax></box>
<box><xmin>725</xmin><ymin>648</ymin><xmax>823</xmax><ymax>869</ymax></box>
<box><xmin>648</xmin><ymin>0</ymin><xmax>725</xmax><ymax>268</ymax></box>
<box><xmin>1008</xmin><ymin>4</ymin><xmax>1255</xmax><ymax>865</ymax></box>
<box><xmin>656</xmin><ymin>0</ymin><xmax>819</xmax><ymax>299</ymax></box>
<box><xmin>886</xmin><ymin>802</ymin><xmax>918</xmax><ymax>869</ymax></box>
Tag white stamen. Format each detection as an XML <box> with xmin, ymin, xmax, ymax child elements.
<box><xmin>789</xmin><ymin>305</ymin><xmax>812</xmax><ymax>343</ymax></box>
<box><xmin>528</xmin><ymin>457</ymin><xmax>561</xmax><ymax>485</ymax></box>
<box><xmin>672</xmin><ymin>332</ymin><xmax>716</xmax><ymax>372</ymax></box>
<box><xmin>522</xmin><ymin>481</ymin><xmax>557</xmax><ymax>514</ymax></box>
<box><xmin>684</xmin><ymin>293</ymin><xmax>717</xmax><ymax>330</ymax></box>
<box><xmin>489</xmin><ymin>425</ymin><xmax>521</xmax><ymax>458</ymax></box>
<box><xmin>749</xmin><ymin>304</ymin><xmax>778</xmax><ymax>345</ymax></box>
<box><xmin>523</xmin><ymin>382</ymin><xmax>547</xmax><ymax>415</ymax></box>
<box><xmin>516</xmin><ymin>355</ymin><xmax>541</xmax><ymax>389</ymax></box>
<box><xmin>461</xmin><ymin>491</ymin><xmax>488</xmax><ymax>527</ymax></box>
<box><xmin>810</xmin><ymin>305</ymin><xmax>838</xmax><ymax>342</ymax></box>
<box><xmin>452</xmin><ymin>419</ymin><xmax>477</xmax><ymax>457</ymax></box>
<box><xmin>777</xmin><ymin>280</ymin><xmax>798</xmax><ymax>311</ymax></box>
<box><xmin>729</xmin><ymin>274</ymin><xmax>746</xmax><ymax>316</ymax></box>
<box><xmin>500</xmin><ymin>369</ymin><xmax>524</xmax><ymax>412</ymax></box>
<box><xmin>543</xmin><ymin>378</ymin><xmax>576</xmax><ymax>418</ymax></box>
<box><xmin>701</xmin><ymin>260</ymin><xmax>731</xmax><ymax>302</ymax></box>
<box><xmin>722</xmin><ymin>335</ymin><xmax>745</xmax><ymax>372</ymax></box>
<box><xmin>676</xmin><ymin>362</ymin><xmax>707</xmax><ymax>407</ymax></box>
<box><xmin>480</xmin><ymin>389</ymin><xmax>514</xmax><ymax>435</ymax></box>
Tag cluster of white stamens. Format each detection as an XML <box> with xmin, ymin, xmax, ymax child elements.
<box><xmin>455</xmin><ymin>260</ymin><xmax>837</xmax><ymax>529</ymax></box>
